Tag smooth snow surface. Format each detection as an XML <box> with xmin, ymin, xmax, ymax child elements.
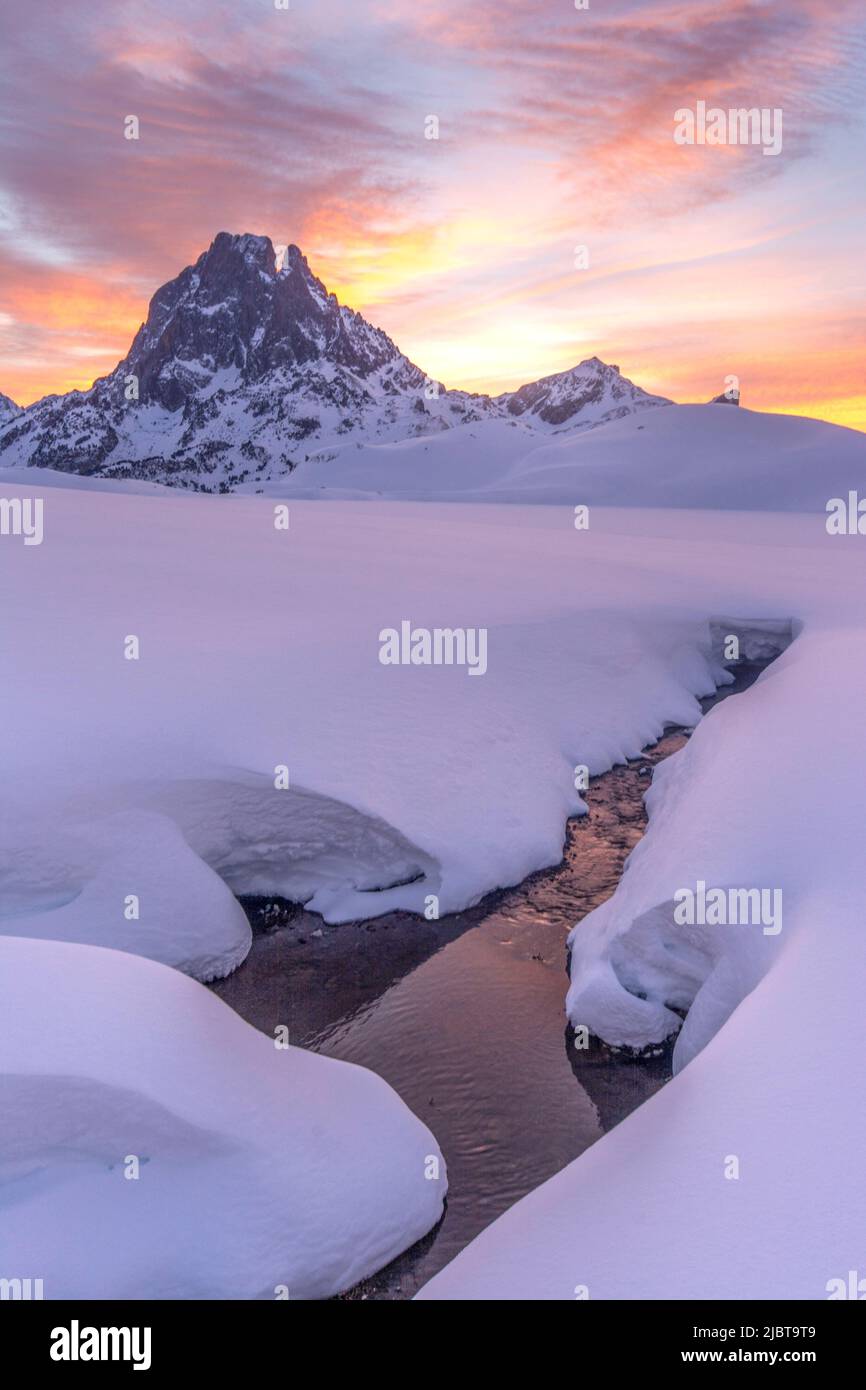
<box><xmin>2</xmin><ymin>474</ymin><xmax>864</xmax><ymax>966</ymax></box>
<box><xmin>0</xmin><ymin>464</ymin><xmax>169</xmax><ymax>496</ymax></box>
<box><xmin>0</xmin><ymin>935</ymin><xmax>446</xmax><ymax>1299</ymax></box>
<box><xmin>263</xmin><ymin>404</ymin><xmax>866</xmax><ymax>511</ymax></box>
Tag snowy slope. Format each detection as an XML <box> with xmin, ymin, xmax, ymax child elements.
<box><xmin>484</xmin><ymin>403</ymin><xmax>866</xmax><ymax>511</ymax></box>
<box><xmin>0</xmin><ymin>391</ymin><xmax>19</xmax><ymax>425</ymax></box>
<box><xmin>0</xmin><ymin>464</ymin><xmax>169</xmax><ymax>495</ymax></box>
<box><xmin>261</xmin><ymin>416</ymin><xmax>542</xmax><ymax>498</ymax></box>
<box><xmin>0</xmin><ymin>935</ymin><xmax>446</xmax><ymax>1299</ymax></box>
<box><xmin>272</xmin><ymin>402</ymin><xmax>866</xmax><ymax>510</ymax></box>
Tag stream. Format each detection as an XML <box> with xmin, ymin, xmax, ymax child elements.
<box><xmin>209</xmin><ymin>663</ymin><xmax>765</xmax><ymax>1299</ymax></box>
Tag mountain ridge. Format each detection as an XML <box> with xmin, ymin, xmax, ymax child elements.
<box><xmin>0</xmin><ymin>232</ymin><xmax>671</xmax><ymax>490</ymax></box>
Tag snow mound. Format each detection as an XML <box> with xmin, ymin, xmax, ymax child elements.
<box><xmin>86</xmin><ymin>774</ymin><xmax>439</xmax><ymax>921</ymax></box>
<box><xmin>0</xmin><ymin>776</ymin><xmax>438</xmax><ymax>971</ymax></box>
<box><xmin>0</xmin><ymin>809</ymin><xmax>251</xmax><ymax>982</ymax></box>
<box><xmin>0</xmin><ymin>935</ymin><xmax>447</xmax><ymax>1299</ymax></box>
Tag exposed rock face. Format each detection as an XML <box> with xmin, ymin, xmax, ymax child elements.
<box><xmin>0</xmin><ymin>392</ymin><xmax>20</xmax><ymax>425</ymax></box>
<box><xmin>0</xmin><ymin>233</ymin><xmax>671</xmax><ymax>489</ymax></box>
<box><xmin>709</xmin><ymin>389</ymin><xmax>740</xmax><ymax>405</ymax></box>
<box><xmin>122</xmin><ymin>234</ymin><xmax>428</xmax><ymax>410</ymax></box>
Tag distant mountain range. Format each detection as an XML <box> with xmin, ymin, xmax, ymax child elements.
<box><xmin>0</xmin><ymin>232</ymin><xmax>671</xmax><ymax>490</ymax></box>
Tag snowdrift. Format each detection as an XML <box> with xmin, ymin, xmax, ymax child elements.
<box><xmin>273</xmin><ymin>404</ymin><xmax>866</xmax><ymax>511</ymax></box>
<box><xmin>0</xmin><ymin>935</ymin><xmax>446</xmax><ymax>1299</ymax></box>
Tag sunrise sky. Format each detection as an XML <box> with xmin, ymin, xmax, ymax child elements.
<box><xmin>1</xmin><ymin>0</ymin><xmax>864</xmax><ymax>426</ymax></box>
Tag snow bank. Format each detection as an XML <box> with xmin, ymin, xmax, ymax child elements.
<box><xmin>0</xmin><ymin>935</ymin><xmax>446</xmax><ymax>1298</ymax></box>
<box><xmin>565</xmin><ymin>622</ymin><xmax>864</xmax><ymax>1077</ymax></box>
<box><xmin>0</xmin><ymin>809</ymin><xmax>251</xmax><ymax>982</ymax></box>
<box><xmin>264</xmin><ymin>404</ymin><xmax>866</xmax><ymax>511</ymax></box>
<box><xmin>3</xmin><ymin>471</ymin><xmax>864</xmax><ymax>975</ymax></box>
<box><xmin>418</xmin><ymin>625</ymin><xmax>866</xmax><ymax>1299</ymax></box>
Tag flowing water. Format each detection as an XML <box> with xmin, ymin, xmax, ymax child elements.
<box><xmin>210</xmin><ymin>664</ymin><xmax>764</xmax><ymax>1299</ymax></box>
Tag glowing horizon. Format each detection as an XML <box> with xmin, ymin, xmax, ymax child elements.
<box><xmin>2</xmin><ymin>0</ymin><xmax>865</xmax><ymax>429</ymax></box>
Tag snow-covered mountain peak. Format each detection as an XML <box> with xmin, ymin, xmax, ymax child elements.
<box><xmin>502</xmin><ymin>355</ymin><xmax>669</xmax><ymax>427</ymax></box>
<box><xmin>0</xmin><ymin>233</ymin><xmax>672</xmax><ymax>488</ymax></box>
<box><xmin>116</xmin><ymin>230</ymin><xmax>417</xmax><ymax>407</ymax></box>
